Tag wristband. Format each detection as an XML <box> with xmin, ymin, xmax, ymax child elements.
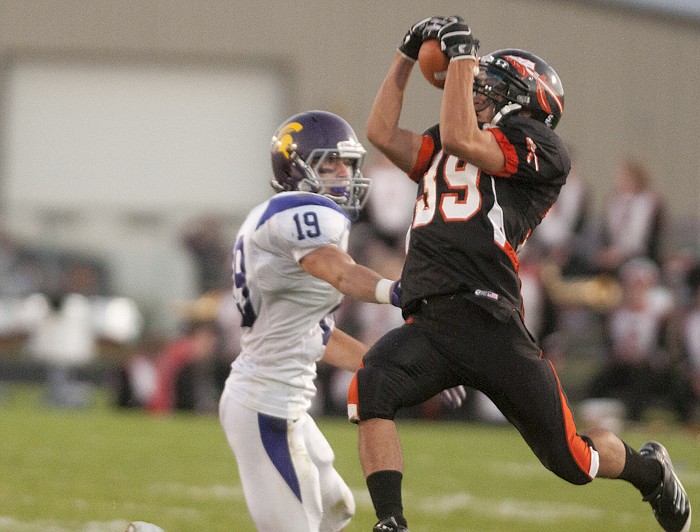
<box><xmin>397</xmin><ymin>49</ymin><xmax>418</xmax><ymax>62</ymax></box>
<box><xmin>449</xmin><ymin>57</ymin><xmax>480</xmax><ymax>76</ymax></box>
<box><xmin>450</xmin><ymin>55</ymin><xmax>478</xmax><ymax>62</ymax></box>
<box><xmin>374</xmin><ymin>278</ymin><xmax>393</xmax><ymax>304</ymax></box>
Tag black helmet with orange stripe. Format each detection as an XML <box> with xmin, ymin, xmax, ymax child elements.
<box><xmin>474</xmin><ymin>49</ymin><xmax>564</xmax><ymax>129</ymax></box>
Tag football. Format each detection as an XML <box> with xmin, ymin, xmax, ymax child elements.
<box><xmin>418</xmin><ymin>39</ymin><xmax>449</xmax><ymax>89</ymax></box>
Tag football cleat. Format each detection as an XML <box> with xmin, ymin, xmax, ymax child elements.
<box><xmin>373</xmin><ymin>516</ymin><xmax>409</xmax><ymax>532</ymax></box>
<box><xmin>639</xmin><ymin>441</ymin><xmax>691</xmax><ymax>532</ymax></box>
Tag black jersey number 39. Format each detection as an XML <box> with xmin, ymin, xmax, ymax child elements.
<box><xmin>413</xmin><ymin>153</ymin><xmax>482</xmax><ymax>228</ymax></box>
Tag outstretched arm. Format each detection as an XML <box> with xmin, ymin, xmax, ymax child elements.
<box><xmin>300</xmin><ymin>244</ymin><xmax>399</xmax><ymax>305</ymax></box>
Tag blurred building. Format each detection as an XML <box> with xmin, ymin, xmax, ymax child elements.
<box><xmin>0</xmin><ymin>0</ymin><xmax>697</xmax><ymax>331</ymax></box>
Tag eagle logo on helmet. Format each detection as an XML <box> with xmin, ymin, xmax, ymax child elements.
<box><xmin>273</xmin><ymin>122</ymin><xmax>303</xmax><ymax>160</ymax></box>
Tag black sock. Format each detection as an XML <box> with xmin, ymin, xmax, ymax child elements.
<box><xmin>617</xmin><ymin>442</ymin><xmax>663</xmax><ymax>497</ymax></box>
<box><xmin>366</xmin><ymin>470</ymin><xmax>407</xmax><ymax>527</ymax></box>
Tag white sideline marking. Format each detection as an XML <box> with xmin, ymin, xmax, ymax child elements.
<box><xmin>678</xmin><ymin>470</ymin><xmax>700</xmax><ymax>485</ymax></box>
<box><xmin>0</xmin><ymin>517</ymin><xmax>129</xmax><ymax>531</ymax></box>
<box><xmin>351</xmin><ymin>487</ymin><xmax>638</xmax><ymax>525</ymax></box>
<box><xmin>148</xmin><ymin>482</ymin><xmax>243</xmax><ymax>499</ymax></box>
<box><xmin>417</xmin><ymin>492</ymin><xmax>606</xmax><ymax>521</ymax></box>
<box><xmin>351</xmin><ymin>489</ymin><xmax>373</xmax><ymax>508</ymax></box>
<box><xmin>490</xmin><ymin>461</ymin><xmax>551</xmax><ymax>478</ymax></box>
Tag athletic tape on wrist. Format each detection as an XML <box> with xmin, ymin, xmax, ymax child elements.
<box><xmin>397</xmin><ymin>49</ymin><xmax>417</xmax><ymax>62</ymax></box>
<box><xmin>450</xmin><ymin>55</ymin><xmax>478</xmax><ymax>62</ymax></box>
<box><xmin>374</xmin><ymin>278</ymin><xmax>393</xmax><ymax>304</ymax></box>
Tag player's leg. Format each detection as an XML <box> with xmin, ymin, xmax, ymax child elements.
<box><xmin>219</xmin><ymin>389</ymin><xmax>322</xmax><ymax>531</ymax></box>
<box><xmin>300</xmin><ymin>413</ymin><xmax>355</xmax><ymax>531</ymax></box>
<box><xmin>351</xmin><ymin>323</ymin><xmax>455</xmax><ymax>531</ymax></box>
<box><xmin>476</xmin><ymin>311</ymin><xmax>690</xmax><ymax>531</ymax></box>
<box><xmin>359</xmin><ymin>418</ymin><xmax>407</xmax><ymax>531</ymax></box>
<box><xmin>586</xmin><ymin>428</ymin><xmax>691</xmax><ymax>531</ymax></box>
<box><xmin>358</xmin><ymin>418</ymin><xmax>403</xmax><ymax>476</ymax></box>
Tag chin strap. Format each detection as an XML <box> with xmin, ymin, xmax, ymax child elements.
<box><xmin>270</xmin><ymin>179</ymin><xmax>287</xmax><ymax>192</ymax></box>
<box><xmin>271</xmin><ymin>149</ymin><xmax>322</xmax><ymax>193</ymax></box>
<box><xmin>491</xmin><ymin>103</ymin><xmax>522</xmax><ymax>127</ymax></box>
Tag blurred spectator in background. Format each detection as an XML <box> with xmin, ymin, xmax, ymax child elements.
<box><xmin>114</xmin><ymin>290</ymin><xmax>237</xmax><ymax>413</ymax></box>
<box><xmin>25</xmin><ymin>290</ymin><xmax>97</xmax><ymax>407</ymax></box>
<box><xmin>528</xmin><ymin>154</ymin><xmax>591</xmax><ymax>277</ymax></box>
<box><xmin>591</xmin><ymin>157</ymin><xmax>665</xmax><ymax>275</ymax></box>
<box><xmin>174</xmin><ymin>289</ymin><xmax>241</xmax><ymax>394</ymax></box>
<box><xmin>8</xmin><ymin>260</ymin><xmax>142</xmax><ymax>408</ymax></box>
<box><xmin>361</xmin><ymin>152</ymin><xmax>417</xmax><ymax>250</ymax></box>
<box><xmin>661</xmin><ymin>249</ymin><xmax>700</xmax><ymax>309</ymax></box>
<box><xmin>681</xmin><ymin>264</ymin><xmax>700</xmax><ymax>424</ymax></box>
<box><xmin>518</xmin><ymin>241</ymin><xmax>559</xmax><ymax>345</ymax></box>
<box><xmin>181</xmin><ymin>215</ymin><xmax>232</xmax><ymax>295</ymax></box>
<box><xmin>0</xmin><ymin>230</ymin><xmax>40</xmax><ymax>297</ymax></box>
<box><xmin>147</xmin><ymin>317</ymin><xmax>220</xmax><ymax>414</ymax></box>
<box><xmin>213</xmin><ymin>290</ymin><xmax>242</xmax><ymax>392</ymax></box>
<box><xmin>112</xmin><ymin>330</ymin><xmax>165</xmax><ymax>409</ymax></box>
<box><xmin>585</xmin><ymin>258</ymin><xmax>690</xmax><ymax>423</ymax></box>
<box><xmin>666</xmin><ymin>262</ymin><xmax>700</xmax><ymax>427</ymax></box>
<box><xmin>0</xmin><ymin>230</ymin><xmax>18</xmax><ymax>291</ymax></box>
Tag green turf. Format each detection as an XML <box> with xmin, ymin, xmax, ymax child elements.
<box><xmin>0</xmin><ymin>384</ymin><xmax>697</xmax><ymax>531</ymax></box>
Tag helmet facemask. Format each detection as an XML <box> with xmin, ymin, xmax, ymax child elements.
<box><xmin>275</xmin><ymin>139</ymin><xmax>370</xmax><ymax>217</ymax></box>
<box><xmin>476</xmin><ymin>50</ymin><xmax>564</xmax><ymax>129</ymax></box>
<box><xmin>269</xmin><ymin>111</ymin><xmax>372</xmax><ymax>218</ymax></box>
<box><xmin>473</xmin><ymin>65</ymin><xmax>529</xmax><ymax>126</ymax></box>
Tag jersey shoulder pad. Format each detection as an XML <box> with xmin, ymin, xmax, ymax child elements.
<box><xmin>496</xmin><ymin>116</ymin><xmax>570</xmax><ymax>178</ymax></box>
<box><xmin>498</xmin><ymin>115</ymin><xmax>556</xmax><ymax>147</ymax></box>
<box><xmin>256</xmin><ymin>192</ymin><xmax>350</xmax><ymax>254</ymax></box>
<box><xmin>256</xmin><ymin>192</ymin><xmax>347</xmax><ymax>230</ymax></box>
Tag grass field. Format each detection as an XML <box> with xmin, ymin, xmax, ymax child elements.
<box><xmin>0</xmin><ymin>384</ymin><xmax>697</xmax><ymax>531</ymax></box>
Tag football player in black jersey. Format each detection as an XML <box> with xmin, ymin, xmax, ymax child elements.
<box><xmin>348</xmin><ymin>16</ymin><xmax>691</xmax><ymax>532</ymax></box>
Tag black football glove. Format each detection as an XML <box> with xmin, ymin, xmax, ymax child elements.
<box><xmin>438</xmin><ymin>20</ymin><xmax>479</xmax><ymax>61</ymax></box>
<box><xmin>398</xmin><ymin>16</ymin><xmax>462</xmax><ymax>61</ymax></box>
<box><xmin>421</xmin><ymin>15</ymin><xmax>464</xmax><ymax>42</ymax></box>
<box><xmin>398</xmin><ymin>17</ymin><xmax>433</xmax><ymax>61</ymax></box>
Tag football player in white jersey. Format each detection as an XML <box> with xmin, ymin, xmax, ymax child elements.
<box><xmin>219</xmin><ymin>110</ymin><xmax>403</xmax><ymax>531</ymax></box>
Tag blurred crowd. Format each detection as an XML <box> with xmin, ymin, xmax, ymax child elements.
<box><xmin>0</xmin><ymin>153</ymin><xmax>698</xmax><ymax>430</ymax></box>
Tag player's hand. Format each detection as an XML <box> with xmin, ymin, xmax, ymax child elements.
<box><xmin>439</xmin><ymin>385</ymin><xmax>467</xmax><ymax>409</ymax></box>
<box><xmin>390</xmin><ymin>280</ymin><xmax>401</xmax><ymax>307</ymax></box>
<box><xmin>398</xmin><ymin>17</ymin><xmax>433</xmax><ymax>61</ymax></box>
<box><xmin>438</xmin><ymin>20</ymin><xmax>479</xmax><ymax>61</ymax></box>
<box><xmin>399</xmin><ymin>17</ymin><xmax>466</xmax><ymax>61</ymax></box>
<box><xmin>421</xmin><ymin>15</ymin><xmax>464</xmax><ymax>42</ymax></box>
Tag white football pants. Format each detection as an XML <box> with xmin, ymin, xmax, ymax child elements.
<box><xmin>219</xmin><ymin>388</ymin><xmax>355</xmax><ymax>531</ymax></box>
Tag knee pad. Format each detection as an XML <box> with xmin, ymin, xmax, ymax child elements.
<box><xmin>347</xmin><ymin>324</ymin><xmax>445</xmax><ymax>423</ymax></box>
<box><xmin>347</xmin><ymin>365</ymin><xmax>405</xmax><ymax>422</ymax></box>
